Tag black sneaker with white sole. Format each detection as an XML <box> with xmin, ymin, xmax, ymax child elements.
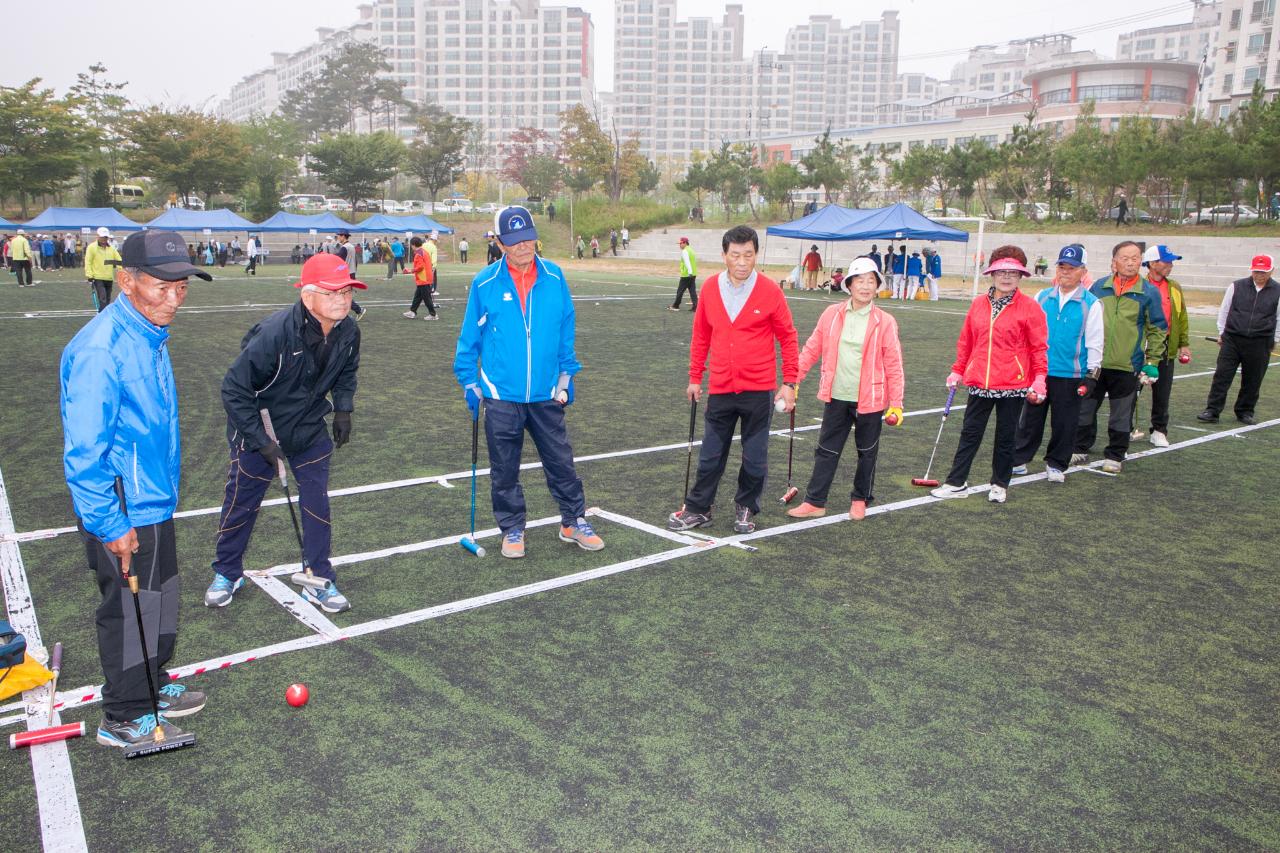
<box><xmin>97</xmin><ymin>713</ymin><xmax>187</xmax><ymax>749</ymax></box>
<box><xmin>667</xmin><ymin>508</ymin><xmax>712</xmax><ymax>531</ymax></box>
<box><xmin>156</xmin><ymin>683</ymin><xmax>206</xmax><ymax>718</ymax></box>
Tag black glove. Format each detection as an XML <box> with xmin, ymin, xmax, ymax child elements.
<box><xmin>259</xmin><ymin>441</ymin><xmax>286</xmax><ymax>471</ymax></box>
<box><xmin>1076</xmin><ymin>369</ymin><xmax>1100</xmax><ymax>398</ymax></box>
<box><xmin>332</xmin><ymin>411</ymin><xmax>352</xmax><ymax>448</ymax></box>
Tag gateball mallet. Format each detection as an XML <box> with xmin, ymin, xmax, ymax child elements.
<box><xmin>912</xmin><ymin>385</ymin><xmax>958</xmax><ymax>488</ymax></box>
<box><xmin>459</xmin><ymin>407</ymin><xmax>486</xmax><ymax>557</ymax></box>
<box><xmin>9</xmin><ymin>642</ymin><xmax>87</xmax><ymax>750</ymax></box>
<box><xmin>778</xmin><ymin>405</ymin><xmax>799</xmax><ymax>504</ymax></box>
<box><xmin>260</xmin><ymin>410</ymin><xmax>329</xmax><ymax>591</ymax></box>
<box><xmin>680</xmin><ymin>398</ymin><xmax>697</xmax><ymax>508</ymax></box>
<box><xmin>120</xmin><ymin>551</ymin><xmax>196</xmax><ymax>759</ymax></box>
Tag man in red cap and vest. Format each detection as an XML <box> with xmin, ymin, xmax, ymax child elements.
<box><xmin>204</xmin><ymin>253</ymin><xmax>364</xmax><ymax>613</ymax></box>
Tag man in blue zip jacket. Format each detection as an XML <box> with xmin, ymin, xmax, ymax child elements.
<box><xmin>60</xmin><ymin>230</ymin><xmax>212</xmax><ymax>750</ymax></box>
<box><xmin>205</xmin><ymin>253</ymin><xmax>363</xmax><ymax>613</ymax></box>
<box><xmin>453</xmin><ymin>206</ymin><xmax>604</xmax><ymax>559</ymax></box>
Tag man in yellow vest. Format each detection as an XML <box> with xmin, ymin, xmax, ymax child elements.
<box><xmin>84</xmin><ymin>227</ymin><xmax>122</xmax><ymax>311</ymax></box>
<box><xmin>9</xmin><ymin>229</ymin><xmax>34</xmax><ymax>287</ymax></box>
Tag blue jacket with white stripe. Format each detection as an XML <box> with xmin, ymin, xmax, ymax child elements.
<box><xmin>60</xmin><ymin>293</ymin><xmax>181</xmax><ymax>542</ymax></box>
<box><xmin>453</xmin><ymin>257</ymin><xmax>581</xmax><ymax>403</ymax></box>
<box><xmin>1034</xmin><ymin>285</ymin><xmax>1104</xmax><ymax>378</ymax></box>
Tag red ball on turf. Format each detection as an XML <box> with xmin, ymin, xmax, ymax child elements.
<box><xmin>286</xmin><ymin>683</ymin><xmax>309</xmax><ymax>708</ymax></box>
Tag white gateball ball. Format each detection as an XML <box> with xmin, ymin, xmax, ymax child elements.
<box><xmin>774</xmin><ymin>398</ymin><xmax>787</xmax><ymax>413</ymax></box>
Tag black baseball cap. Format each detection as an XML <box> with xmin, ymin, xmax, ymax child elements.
<box><xmin>107</xmin><ymin>230</ymin><xmax>212</xmax><ymax>281</ymax></box>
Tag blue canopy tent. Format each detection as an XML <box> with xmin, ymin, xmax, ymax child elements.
<box><xmin>349</xmin><ymin>213</ymin><xmax>453</xmax><ymax>235</ymax></box>
<box><xmin>255</xmin><ymin>211</ymin><xmax>357</xmax><ymax>233</ymax></box>
<box><xmin>766</xmin><ymin>203</ymin><xmax>969</xmax><ymax>293</ymax></box>
<box><xmin>0</xmin><ymin>215</ymin><xmax>18</xmax><ymax>229</ymax></box>
<box><xmin>23</xmin><ymin>207</ymin><xmax>145</xmax><ymax>231</ymax></box>
<box><xmin>144</xmin><ymin>208</ymin><xmax>258</xmax><ymax>231</ymax></box>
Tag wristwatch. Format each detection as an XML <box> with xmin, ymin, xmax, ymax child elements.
<box><xmin>783</xmin><ymin>382</ymin><xmax>797</xmax><ymax>390</ymax></box>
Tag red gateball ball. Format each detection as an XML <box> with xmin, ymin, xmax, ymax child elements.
<box><xmin>285</xmin><ymin>683</ymin><xmax>309</xmax><ymax>708</ymax></box>
<box><xmin>885</xmin><ymin>412</ymin><xmax>900</xmax><ymax>426</ymax></box>
<box><xmin>1179</xmin><ymin>353</ymin><xmax>1191</xmax><ymax>364</ymax></box>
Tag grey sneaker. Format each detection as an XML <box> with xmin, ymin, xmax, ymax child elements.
<box><xmin>1069</xmin><ymin>453</ymin><xmax>1089</xmax><ymax>466</ymax></box>
<box><xmin>987</xmin><ymin>485</ymin><xmax>1007</xmax><ymax>503</ymax></box>
<box><xmin>156</xmin><ymin>683</ymin><xmax>206</xmax><ymax>718</ymax></box>
<box><xmin>667</xmin><ymin>507</ymin><xmax>712</xmax><ymax>531</ymax></box>
<box><xmin>402</xmin><ymin>310</ymin><xmax>416</xmax><ymax>319</ymax></box>
<box><xmin>1150</xmin><ymin>431</ymin><xmax>1169</xmax><ymax>447</ymax></box>
<box><xmin>1101</xmin><ymin>459</ymin><xmax>1122</xmax><ymax>474</ymax></box>
<box><xmin>930</xmin><ymin>483</ymin><xmax>969</xmax><ymax>499</ymax></box>
<box><xmin>204</xmin><ymin>573</ymin><xmax>244</xmax><ymax>608</ymax></box>
<box><xmin>733</xmin><ymin>504</ymin><xmax>756</xmax><ymax>534</ymax></box>
<box><xmin>1011</xmin><ymin>464</ymin><xmax>1028</xmax><ymax>475</ymax></box>
<box><xmin>97</xmin><ymin>713</ymin><xmax>187</xmax><ymax>749</ymax></box>
<box><xmin>300</xmin><ymin>581</ymin><xmax>351</xmax><ymax>613</ymax></box>
<box><xmin>1046</xmin><ymin>466</ymin><xmax>1066</xmax><ymax>483</ymax></box>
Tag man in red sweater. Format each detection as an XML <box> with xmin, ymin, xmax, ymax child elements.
<box><xmin>668</xmin><ymin>225</ymin><xmax>799</xmax><ymax>534</ymax></box>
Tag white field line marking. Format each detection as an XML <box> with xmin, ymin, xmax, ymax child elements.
<box><xmin>2</xmin><ymin>403</ymin><xmax>958</xmax><ymax>544</ymax></box>
<box><xmin>12</xmin><ymin>417</ymin><xmax>1277</xmax><ymax>726</ymax></box>
<box><xmin>680</xmin><ymin>529</ymin><xmax>760</xmax><ymax>552</ymax></box>
<box><xmin>248</xmin><ymin>514</ymin><xmax>564</xmax><ymax>578</ymax></box>
<box><xmin>585</xmin><ymin>507</ymin><xmax>702</xmax><ymax>546</ymax></box>
<box><xmin>244</xmin><ymin>573</ymin><xmax>342</xmax><ymax>638</ymax></box>
<box><xmin>0</xmin><ymin>467</ymin><xmax>88</xmax><ymax>852</ymax></box>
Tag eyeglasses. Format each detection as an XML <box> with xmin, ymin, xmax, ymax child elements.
<box><xmin>313</xmin><ymin>287</ymin><xmax>354</xmax><ymax>298</ymax></box>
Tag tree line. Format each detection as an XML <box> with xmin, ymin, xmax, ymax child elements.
<box><xmin>0</xmin><ymin>45</ymin><xmax>662</xmax><ymax>221</ymax></box>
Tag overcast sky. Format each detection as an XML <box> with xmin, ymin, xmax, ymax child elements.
<box><xmin>1</xmin><ymin>0</ymin><xmax>1195</xmax><ymax>107</ymax></box>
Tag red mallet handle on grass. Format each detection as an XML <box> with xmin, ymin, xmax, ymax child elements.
<box><xmin>10</xmin><ymin>722</ymin><xmax>85</xmax><ymax>750</ymax></box>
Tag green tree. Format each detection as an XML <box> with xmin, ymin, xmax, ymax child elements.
<box><xmin>280</xmin><ymin>42</ymin><xmax>399</xmax><ymax>137</ymax></box>
<box><xmin>241</xmin><ymin>115</ymin><xmax>304</xmax><ymax>220</ymax></box>
<box><xmin>502</xmin><ymin>126</ymin><xmax>559</xmax><ymax>193</ymax></box>
<box><xmin>124</xmin><ymin>108</ymin><xmax>249</xmax><ymax>207</ymax></box>
<box><xmin>68</xmin><ymin>63</ymin><xmax>130</xmax><ymax>189</ymax></box>
<box><xmin>87</xmin><ymin>167</ymin><xmax>111</xmax><ymax>208</ymax></box>
<box><xmin>406</xmin><ymin>104</ymin><xmax>470</xmax><ymax>202</ymax></box>
<box><xmin>519</xmin><ymin>153</ymin><xmax>565</xmax><ymax>199</ymax></box>
<box><xmin>800</xmin><ymin>130</ymin><xmax>848</xmax><ymax>203</ymax></box>
<box><xmin>891</xmin><ymin>144</ymin><xmax>969</xmax><ymax>211</ymax></box>
<box><xmin>837</xmin><ymin>142</ymin><xmax>879</xmax><ymax>208</ymax></box>
<box><xmin>1051</xmin><ymin>100</ymin><xmax>1113</xmax><ymax>220</ymax></box>
<box><xmin>675</xmin><ymin>155</ymin><xmax>714</xmax><ymax>208</ymax></box>
<box><xmin>994</xmin><ymin>110</ymin><xmax>1053</xmax><ymax>213</ymax></box>
<box><xmin>705</xmin><ymin>143</ymin><xmax>759</xmax><ymax>219</ymax></box>
<box><xmin>307</xmin><ymin>131</ymin><xmax>405</xmax><ymax>219</ymax></box>
<box><xmin>0</xmin><ymin>80</ymin><xmax>100</xmax><ymax>216</ymax></box>
<box><xmin>636</xmin><ymin>159</ymin><xmax>661</xmax><ymax>195</ymax></box>
<box><xmin>759</xmin><ymin>161</ymin><xmax>804</xmax><ymax>215</ymax></box>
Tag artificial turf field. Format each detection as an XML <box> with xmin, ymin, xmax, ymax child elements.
<box><xmin>0</xmin><ymin>258</ymin><xmax>1277</xmax><ymax>851</ymax></box>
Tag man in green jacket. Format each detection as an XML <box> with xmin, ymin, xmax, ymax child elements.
<box><xmin>84</xmin><ymin>227</ymin><xmax>122</xmax><ymax>312</ymax></box>
<box><xmin>1073</xmin><ymin>240</ymin><xmax>1168</xmax><ymax>473</ymax></box>
<box><xmin>669</xmin><ymin>236</ymin><xmax>698</xmax><ymax>311</ymax></box>
<box><xmin>1141</xmin><ymin>245</ymin><xmax>1190</xmax><ymax>447</ymax></box>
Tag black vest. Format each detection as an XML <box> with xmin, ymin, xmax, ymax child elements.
<box><xmin>1225</xmin><ymin>278</ymin><xmax>1280</xmax><ymax>338</ymax></box>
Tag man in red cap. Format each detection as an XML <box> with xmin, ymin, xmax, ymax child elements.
<box><xmin>204</xmin><ymin>253</ymin><xmax>365</xmax><ymax>613</ymax></box>
<box><xmin>1199</xmin><ymin>253</ymin><xmax>1280</xmax><ymax>425</ymax></box>
<box><xmin>669</xmin><ymin>236</ymin><xmax>698</xmax><ymax>311</ymax></box>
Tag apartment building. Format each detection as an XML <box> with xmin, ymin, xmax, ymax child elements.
<box><xmin>1116</xmin><ymin>1</ymin><xmax>1220</xmax><ymax>62</ymax></box>
<box><xmin>1206</xmin><ymin>0</ymin><xmax>1280</xmax><ymax>118</ymax></box>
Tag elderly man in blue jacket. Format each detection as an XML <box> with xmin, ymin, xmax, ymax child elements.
<box><xmin>204</xmin><ymin>253</ymin><xmax>363</xmax><ymax>613</ymax></box>
<box><xmin>454</xmin><ymin>206</ymin><xmax>604</xmax><ymax>559</ymax></box>
<box><xmin>60</xmin><ymin>230</ymin><xmax>211</xmax><ymax>750</ymax></box>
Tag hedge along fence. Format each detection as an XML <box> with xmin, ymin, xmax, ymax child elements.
<box><xmin>563</xmin><ymin>198</ymin><xmax>688</xmax><ymax>243</ymax></box>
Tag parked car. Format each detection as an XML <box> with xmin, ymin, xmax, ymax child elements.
<box><xmin>926</xmin><ymin>207</ymin><xmax>966</xmax><ymax>218</ymax></box>
<box><xmin>474</xmin><ymin>202</ymin><xmax>498</xmax><ymax>215</ymax></box>
<box><xmin>1181</xmin><ymin>204</ymin><xmax>1260</xmax><ymax>225</ymax></box>
<box><xmin>280</xmin><ymin>193</ymin><xmax>327</xmax><ymax>211</ymax></box>
<box><xmin>355</xmin><ymin>199</ymin><xmax>379</xmax><ymax>212</ymax></box>
<box><xmin>110</xmin><ymin>184</ymin><xmax>147</xmax><ymax>209</ymax></box>
<box><xmin>180</xmin><ymin>196</ymin><xmax>205</xmax><ymax>211</ymax></box>
<box><xmin>444</xmin><ymin>198</ymin><xmax>474</xmax><ymax>213</ymax></box>
<box><xmin>401</xmin><ymin>200</ymin><xmax>428</xmax><ymax>213</ymax></box>
<box><xmin>1003</xmin><ymin>202</ymin><xmax>1072</xmax><ymax>221</ymax></box>
<box><xmin>1106</xmin><ymin>206</ymin><xmax>1153</xmax><ymax>223</ymax></box>
<box><xmin>325</xmin><ymin>198</ymin><xmax>352</xmax><ymax>212</ymax></box>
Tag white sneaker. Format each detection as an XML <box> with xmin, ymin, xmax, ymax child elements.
<box><xmin>929</xmin><ymin>483</ymin><xmax>969</xmax><ymax>499</ymax></box>
<box><xmin>1069</xmin><ymin>453</ymin><xmax>1088</xmax><ymax>466</ymax></box>
<box><xmin>1046</xmin><ymin>466</ymin><xmax>1065</xmax><ymax>483</ymax></box>
<box><xmin>1150</xmin><ymin>431</ymin><xmax>1169</xmax><ymax>447</ymax></box>
<box><xmin>1101</xmin><ymin>459</ymin><xmax>1122</xmax><ymax>474</ymax></box>
<box><xmin>401</xmin><ymin>310</ymin><xmax>415</xmax><ymax>319</ymax></box>
<box><xmin>987</xmin><ymin>485</ymin><xmax>1007</xmax><ymax>503</ymax></box>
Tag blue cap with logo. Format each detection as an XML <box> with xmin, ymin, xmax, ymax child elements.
<box><xmin>1142</xmin><ymin>244</ymin><xmax>1181</xmax><ymax>265</ymax></box>
<box><xmin>1056</xmin><ymin>244</ymin><xmax>1087</xmax><ymax>268</ymax></box>
<box><xmin>495</xmin><ymin>205</ymin><xmax>537</xmax><ymax>247</ymax></box>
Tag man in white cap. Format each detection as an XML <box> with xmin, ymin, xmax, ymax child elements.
<box><xmin>9</xmin><ymin>229</ymin><xmax>34</xmax><ymax>287</ymax></box>
<box><xmin>84</xmin><ymin>227</ymin><xmax>122</xmax><ymax>311</ymax></box>
<box><xmin>1198</xmin><ymin>253</ymin><xmax>1280</xmax><ymax>425</ymax></box>
<box><xmin>1140</xmin><ymin>245</ymin><xmax>1190</xmax><ymax>446</ymax></box>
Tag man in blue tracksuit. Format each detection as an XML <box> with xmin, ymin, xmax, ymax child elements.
<box><xmin>205</xmin><ymin>253</ymin><xmax>363</xmax><ymax>613</ymax></box>
<box><xmin>890</xmin><ymin>247</ymin><xmax>907</xmax><ymax>299</ymax></box>
<box><xmin>1011</xmin><ymin>244</ymin><xmax>1104</xmax><ymax>480</ymax></box>
<box><xmin>60</xmin><ymin>230</ymin><xmax>211</xmax><ymax>749</ymax></box>
<box><xmin>905</xmin><ymin>252</ymin><xmax>924</xmax><ymax>299</ymax></box>
<box><xmin>927</xmin><ymin>249</ymin><xmax>942</xmax><ymax>300</ymax></box>
<box><xmin>453</xmin><ymin>205</ymin><xmax>604</xmax><ymax>559</ymax></box>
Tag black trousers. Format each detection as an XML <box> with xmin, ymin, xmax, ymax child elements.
<box><xmin>686</xmin><ymin>391</ymin><xmax>772</xmax><ymax>515</ymax></box>
<box><xmin>803</xmin><ymin>400</ymin><xmax>884</xmax><ymax>506</ymax></box>
<box><xmin>1149</xmin><ymin>356</ymin><xmax>1175</xmax><ymax>433</ymax></box>
<box><xmin>90</xmin><ymin>279</ymin><xmax>113</xmax><ymax>312</ymax></box>
<box><xmin>12</xmin><ymin>260</ymin><xmax>32</xmax><ymax>286</ymax></box>
<box><xmin>410</xmin><ymin>285</ymin><xmax>437</xmax><ymax>316</ymax></box>
<box><xmin>1205</xmin><ymin>332</ymin><xmax>1273</xmax><ymax>418</ymax></box>
<box><xmin>672</xmin><ymin>276</ymin><xmax>698</xmax><ymax>308</ymax></box>
<box><xmin>945</xmin><ymin>394</ymin><xmax>1022</xmax><ymax>488</ymax></box>
<box><xmin>1013</xmin><ymin>376</ymin><xmax>1082</xmax><ymax>471</ymax></box>
<box><xmin>80</xmin><ymin>520</ymin><xmax>179</xmax><ymax>722</ymax></box>
<box><xmin>1075</xmin><ymin>368</ymin><xmax>1138</xmax><ymax>461</ymax></box>
<box><xmin>460</xmin><ymin>249</ymin><xmax>468</xmax><ymax>263</ymax></box>
<box><xmin>245</xmin><ymin>254</ymin><xmax>258</xmax><ymax>275</ymax></box>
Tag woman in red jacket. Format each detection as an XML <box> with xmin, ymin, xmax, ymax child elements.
<box><xmin>931</xmin><ymin>246</ymin><xmax>1048</xmax><ymax>504</ymax></box>
<box><xmin>786</xmin><ymin>257</ymin><xmax>905</xmax><ymax>520</ymax></box>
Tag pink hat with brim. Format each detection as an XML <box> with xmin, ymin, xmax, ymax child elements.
<box><xmin>982</xmin><ymin>256</ymin><xmax>1031</xmax><ymax>277</ymax></box>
